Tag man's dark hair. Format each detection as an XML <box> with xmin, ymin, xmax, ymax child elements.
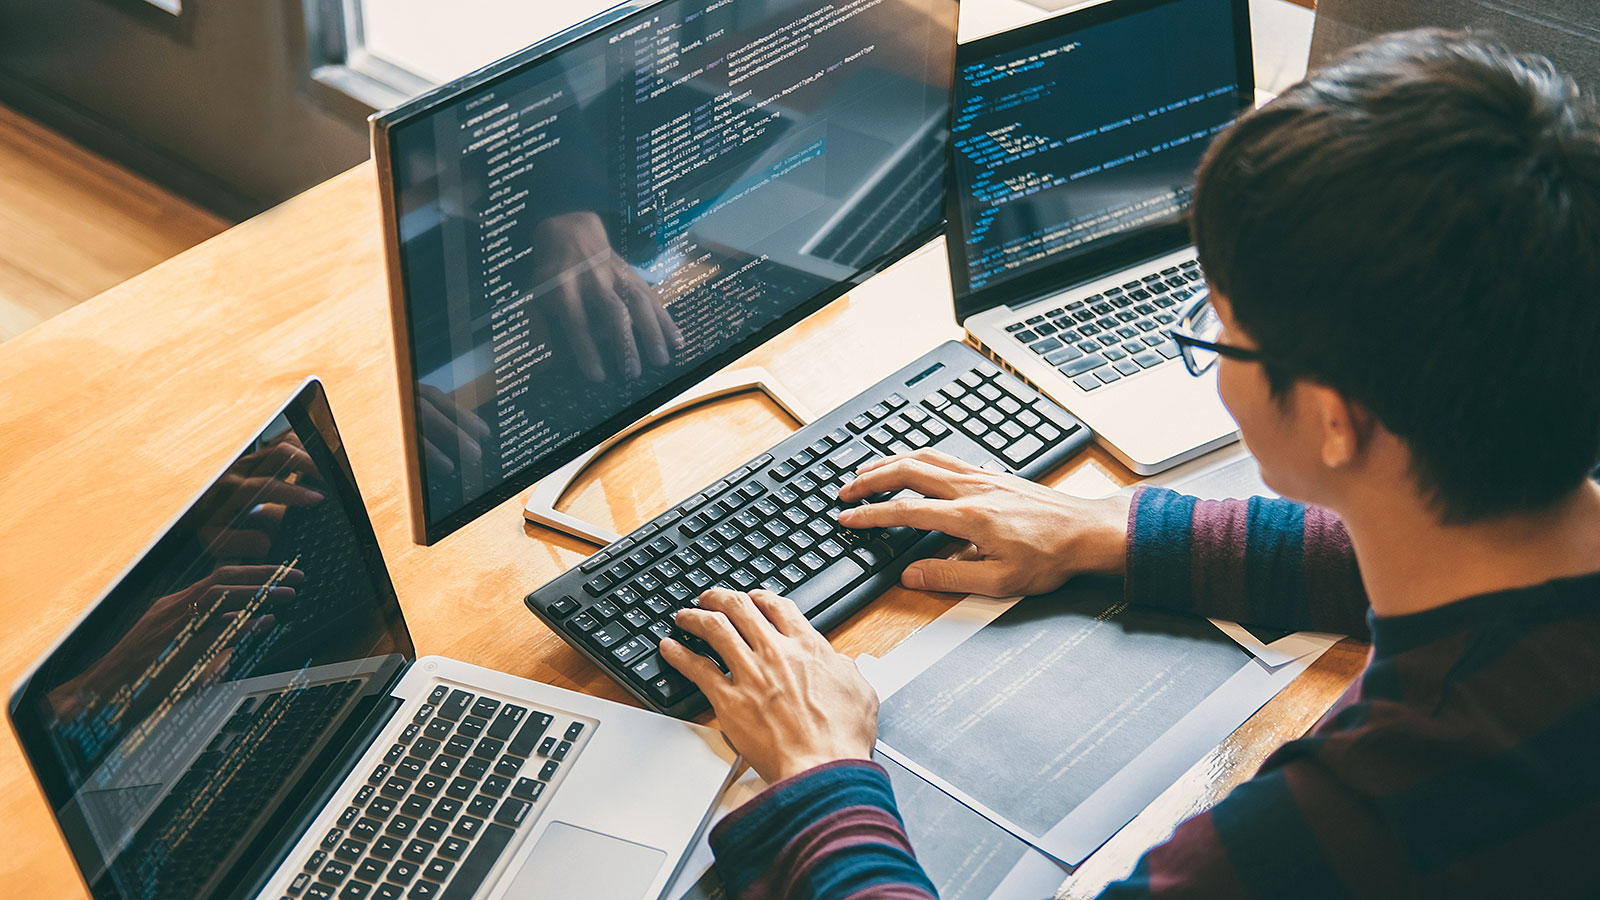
<box><xmin>1192</xmin><ymin>29</ymin><xmax>1600</xmax><ymax>523</ymax></box>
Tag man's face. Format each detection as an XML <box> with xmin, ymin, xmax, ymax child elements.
<box><xmin>1210</xmin><ymin>291</ymin><xmax>1325</xmax><ymax>504</ymax></box>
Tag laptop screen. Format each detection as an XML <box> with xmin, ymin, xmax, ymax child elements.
<box><xmin>947</xmin><ymin>0</ymin><xmax>1251</xmax><ymax>315</ymax></box>
<box><xmin>8</xmin><ymin>381</ymin><xmax>413</xmax><ymax>900</ymax></box>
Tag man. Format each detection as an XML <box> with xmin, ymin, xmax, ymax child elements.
<box><xmin>659</xmin><ymin>29</ymin><xmax>1600</xmax><ymax>898</ymax></box>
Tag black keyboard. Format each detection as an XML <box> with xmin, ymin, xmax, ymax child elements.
<box><xmin>523</xmin><ymin>341</ymin><xmax>1093</xmax><ymax>718</ymax></box>
<box><xmin>287</xmin><ymin>685</ymin><xmax>591</xmax><ymax>900</ymax></box>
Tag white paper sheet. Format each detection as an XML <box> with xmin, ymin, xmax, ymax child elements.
<box><xmin>861</xmin><ymin>586</ymin><xmax>1334</xmax><ymax>865</ymax></box>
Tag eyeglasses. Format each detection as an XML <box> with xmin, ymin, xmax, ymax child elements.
<box><xmin>1166</xmin><ymin>285</ymin><xmax>1266</xmax><ymax>376</ymax></box>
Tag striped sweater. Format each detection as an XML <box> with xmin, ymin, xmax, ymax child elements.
<box><xmin>708</xmin><ymin>487</ymin><xmax>1600</xmax><ymax>899</ymax></box>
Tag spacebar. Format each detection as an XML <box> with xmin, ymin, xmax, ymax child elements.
<box><xmin>441</xmin><ymin>822</ymin><xmax>515</xmax><ymax>900</ymax></box>
<box><xmin>789</xmin><ymin>556</ymin><xmax>868</xmax><ymax>618</ymax></box>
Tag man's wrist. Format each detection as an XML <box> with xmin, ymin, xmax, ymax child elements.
<box><xmin>1053</xmin><ymin>495</ymin><xmax>1133</xmax><ymax>578</ymax></box>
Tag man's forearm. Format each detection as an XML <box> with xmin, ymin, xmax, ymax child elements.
<box><xmin>1124</xmin><ymin>487</ymin><xmax>1369</xmax><ymax>636</ymax></box>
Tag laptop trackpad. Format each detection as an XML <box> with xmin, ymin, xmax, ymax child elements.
<box><xmin>502</xmin><ymin>822</ymin><xmax>665</xmax><ymax>900</ymax></box>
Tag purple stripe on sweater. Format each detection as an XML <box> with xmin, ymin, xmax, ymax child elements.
<box><xmin>1144</xmin><ymin>811</ymin><xmax>1251</xmax><ymax>896</ymax></box>
<box><xmin>711</xmin><ymin>759</ymin><xmax>879</xmax><ymax>844</ymax></box>
<box><xmin>738</xmin><ymin>806</ymin><xmax>919</xmax><ymax>900</ymax></box>
<box><xmin>1189</xmin><ymin>497</ymin><xmax>1251</xmax><ymax>617</ymax></box>
<box><xmin>1301</xmin><ymin>504</ymin><xmax>1363</xmax><ymax>606</ymax></box>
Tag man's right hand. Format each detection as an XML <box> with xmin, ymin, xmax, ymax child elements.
<box><xmin>835</xmin><ymin>449</ymin><xmax>1131</xmax><ymax>597</ymax></box>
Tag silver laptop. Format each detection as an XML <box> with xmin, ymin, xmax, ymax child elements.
<box><xmin>6</xmin><ymin>379</ymin><xmax>738</xmax><ymax>900</ymax></box>
<box><xmin>948</xmin><ymin>0</ymin><xmax>1253</xmax><ymax>473</ymax></box>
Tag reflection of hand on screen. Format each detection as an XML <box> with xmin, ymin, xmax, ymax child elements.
<box><xmin>47</xmin><ymin>565</ymin><xmax>303</xmax><ymax>718</ymax></box>
<box><xmin>195</xmin><ymin>437</ymin><xmax>325</xmax><ymax>559</ymax></box>
<box><xmin>531</xmin><ymin>211</ymin><xmax>685</xmax><ymax>382</ymax></box>
<box><xmin>418</xmin><ymin>383</ymin><xmax>491</xmax><ymax>477</ymax></box>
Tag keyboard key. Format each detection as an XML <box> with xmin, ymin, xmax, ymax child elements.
<box><xmin>386</xmin><ymin>860</ymin><xmax>419</xmax><ymax>886</ymax></box>
<box><xmin>340</xmin><ymin>882</ymin><xmax>371</xmax><ymax>900</ymax></box>
<box><xmin>407</xmin><ymin>880</ymin><xmax>440</xmax><ymax>900</ymax></box>
<box><xmin>1073</xmin><ymin>373</ymin><xmax>1103</xmax><ymax>391</ymax></box>
<box><xmin>452</xmin><ymin>815</ymin><xmax>485</xmax><ymax>839</ymax></box>
<box><xmin>385</xmin><ymin>815</ymin><xmax>417</xmax><ymax>839</ymax></box>
<box><xmin>336</xmin><ymin>838</ymin><xmax>367</xmax><ymax>862</ymax></box>
<box><xmin>1059</xmin><ymin>354</ymin><xmax>1107</xmax><ymax>377</ymax></box>
<box><xmin>439</xmin><ymin>690</ymin><xmax>473</xmax><ymax>721</ymax></box>
<box><xmin>589</xmin><ymin>622</ymin><xmax>628</xmax><ymax>650</ymax></box>
<box><xmin>482</xmin><ymin>774</ymin><xmax>511</xmax><ymax>797</ymax></box>
<box><xmin>494</xmin><ymin>797</ymin><xmax>532</xmax><ymax>827</ymax></box>
<box><xmin>403</xmin><ymin>839</ymin><xmax>433</xmax><ymax>863</ymax></box>
<box><xmin>438</xmin><ymin>837</ymin><xmax>470</xmax><ymax>860</ymax></box>
<box><xmin>507</xmin><ymin>713</ymin><xmax>553</xmax><ymax>756</ymax></box>
<box><xmin>437</xmin><ymin>823</ymin><xmax>513</xmax><ymax>900</ymax></box>
<box><xmin>371</xmin><ymin>837</ymin><xmax>401</xmax><ymax>861</ymax></box>
<box><xmin>1001</xmin><ymin>435</ymin><xmax>1046</xmax><ymax>467</ymax></box>
<box><xmin>511</xmin><ymin>777</ymin><xmax>546</xmax><ymax>802</ymax></box>
<box><xmin>414</xmin><ymin>774</ymin><xmax>445</xmax><ymax>797</ymax></box>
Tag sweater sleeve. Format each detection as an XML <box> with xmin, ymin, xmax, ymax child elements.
<box><xmin>709</xmin><ymin>760</ymin><xmax>938</xmax><ymax>900</ymax></box>
<box><xmin>1123</xmin><ymin>487</ymin><xmax>1369</xmax><ymax>637</ymax></box>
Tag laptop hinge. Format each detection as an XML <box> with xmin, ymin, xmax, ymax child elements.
<box><xmin>1004</xmin><ymin>245</ymin><xmax>1190</xmax><ymax>311</ymax></box>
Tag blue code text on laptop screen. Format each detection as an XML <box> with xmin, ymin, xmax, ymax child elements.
<box><xmin>951</xmin><ymin>0</ymin><xmax>1241</xmax><ymax>293</ymax></box>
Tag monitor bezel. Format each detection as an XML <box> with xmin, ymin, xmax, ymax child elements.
<box><xmin>371</xmin><ymin>0</ymin><xmax>960</xmax><ymax>546</ymax></box>
<box><xmin>944</xmin><ymin>0</ymin><xmax>1254</xmax><ymax>324</ymax></box>
<box><xmin>6</xmin><ymin>378</ymin><xmax>415</xmax><ymax>900</ymax></box>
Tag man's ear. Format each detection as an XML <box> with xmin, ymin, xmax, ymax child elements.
<box><xmin>1304</xmin><ymin>383</ymin><xmax>1372</xmax><ymax>469</ymax></box>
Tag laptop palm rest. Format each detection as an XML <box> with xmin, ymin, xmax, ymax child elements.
<box><xmin>503</xmin><ymin>822</ymin><xmax>666</xmax><ymax>900</ymax></box>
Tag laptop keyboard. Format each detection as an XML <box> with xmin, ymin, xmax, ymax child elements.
<box><xmin>1005</xmin><ymin>258</ymin><xmax>1204</xmax><ymax>391</ymax></box>
<box><xmin>525</xmin><ymin>341</ymin><xmax>1093</xmax><ymax>718</ymax></box>
<box><xmin>284</xmin><ymin>685</ymin><xmax>592</xmax><ymax>900</ymax></box>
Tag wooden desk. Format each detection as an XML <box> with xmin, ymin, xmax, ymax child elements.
<box><xmin>0</xmin><ymin>163</ymin><xmax>1366</xmax><ymax>899</ymax></box>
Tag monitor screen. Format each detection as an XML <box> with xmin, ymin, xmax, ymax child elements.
<box><xmin>948</xmin><ymin>0</ymin><xmax>1249</xmax><ymax>307</ymax></box>
<box><xmin>8</xmin><ymin>382</ymin><xmax>413</xmax><ymax>900</ymax></box>
<box><xmin>378</xmin><ymin>0</ymin><xmax>958</xmax><ymax>544</ymax></box>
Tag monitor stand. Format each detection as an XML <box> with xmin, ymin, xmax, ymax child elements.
<box><xmin>522</xmin><ymin>367</ymin><xmax>815</xmax><ymax>546</ymax></box>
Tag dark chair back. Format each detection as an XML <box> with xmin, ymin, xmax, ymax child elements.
<box><xmin>1309</xmin><ymin>0</ymin><xmax>1599</xmax><ymax>95</ymax></box>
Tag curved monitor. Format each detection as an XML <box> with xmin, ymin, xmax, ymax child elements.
<box><xmin>373</xmin><ymin>0</ymin><xmax>959</xmax><ymax>544</ymax></box>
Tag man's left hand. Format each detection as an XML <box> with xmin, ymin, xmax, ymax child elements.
<box><xmin>661</xmin><ymin>588</ymin><xmax>878</xmax><ymax>784</ymax></box>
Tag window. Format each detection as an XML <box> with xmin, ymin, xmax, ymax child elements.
<box><xmin>306</xmin><ymin>0</ymin><xmax>619</xmax><ymax>109</ymax></box>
